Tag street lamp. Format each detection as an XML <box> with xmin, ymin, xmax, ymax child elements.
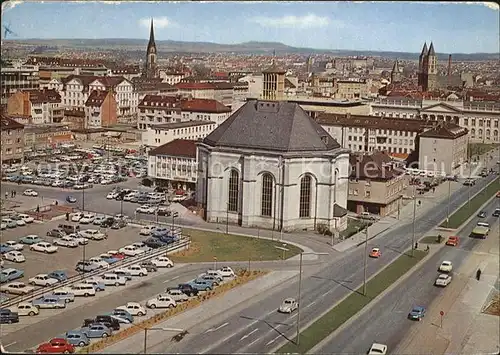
<box><xmin>81</xmin><ymin>184</ymin><xmax>85</xmax><ymax>212</ymax></box>
<box><xmin>362</xmin><ymin>226</ymin><xmax>369</xmax><ymax>296</ymax></box>
<box><xmin>172</xmin><ymin>211</ymin><xmax>179</xmax><ymax>229</ymax></box>
<box><xmin>142</xmin><ymin>326</ymin><xmax>186</xmax><ymax>354</ymax></box>
<box><xmin>295</xmin><ymin>251</ymin><xmax>329</xmax><ymax>346</ymax></box>
<box><xmin>226</xmin><ymin>202</ymin><xmax>229</xmax><ymax>235</ymax></box>
<box><xmin>411</xmin><ymin>184</ymin><xmax>417</xmax><ymax>257</ymax></box>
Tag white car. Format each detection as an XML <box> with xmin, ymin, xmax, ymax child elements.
<box><xmin>435</xmin><ymin>273</ymin><xmax>452</xmax><ymax>287</ymax></box>
<box><xmin>100</xmin><ymin>273</ymin><xmax>127</xmax><ymax>286</ymax></box>
<box><xmin>218</xmin><ymin>266</ymin><xmax>235</xmax><ymax>278</ymax></box>
<box><xmin>139</xmin><ymin>225</ymin><xmax>157</xmax><ymax>236</ymax></box>
<box><xmin>4</xmin><ymin>240</ymin><xmax>24</xmax><ymax>251</ymax></box>
<box><xmin>79</xmin><ymin>213</ymin><xmax>96</xmax><ymax>224</ymax></box>
<box><xmin>53</xmin><ymin>236</ymin><xmax>79</xmax><ymax>248</ymax></box>
<box><xmin>88</xmin><ymin>257</ymin><xmax>110</xmax><ymax>269</ymax></box>
<box><xmin>12</xmin><ymin>218</ymin><xmax>26</xmax><ymax>227</ymax></box>
<box><xmin>438</xmin><ymin>261</ymin><xmax>453</xmax><ymax>273</ymax></box>
<box><xmin>23</xmin><ymin>189</ymin><xmax>38</xmax><ymax>197</ymax></box>
<box><xmin>278</xmin><ymin>298</ymin><xmax>298</xmax><ymax>313</ymax></box>
<box><xmin>136</xmin><ymin>205</ymin><xmax>156</xmax><ymax>214</ymax></box>
<box><xmin>132</xmin><ymin>242</ymin><xmax>151</xmax><ymax>252</ymax></box>
<box><xmin>0</xmin><ymin>282</ymin><xmax>35</xmax><ymax>295</ymax></box>
<box><xmin>116</xmin><ymin>302</ymin><xmax>147</xmax><ymax>316</ymax></box>
<box><xmin>30</xmin><ymin>242</ymin><xmax>58</xmax><ymax>253</ymax></box>
<box><xmin>29</xmin><ymin>274</ymin><xmax>59</xmax><ymax>287</ymax></box>
<box><xmin>80</xmin><ymin>229</ymin><xmax>106</xmax><ymax>240</ymax></box>
<box><xmin>368</xmin><ymin>343</ymin><xmax>388</xmax><ymax>355</ymax></box>
<box><xmin>18</xmin><ymin>214</ymin><xmax>34</xmax><ymax>224</ymax></box>
<box><xmin>106</xmin><ymin>192</ymin><xmax>119</xmax><ymax>199</ymax></box>
<box><xmin>151</xmin><ymin>256</ymin><xmax>174</xmax><ymax>268</ymax></box>
<box><xmin>93</xmin><ymin>215</ymin><xmax>107</xmax><ymax>225</ymax></box>
<box><xmin>115</xmin><ymin>265</ymin><xmax>148</xmax><ymax>277</ymax></box>
<box><xmin>3</xmin><ymin>250</ymin><xmax>26</xmax><ymax>263</ymax></box>
<box><xmin>146</xmin><ymin>295</ymin><xmax>176</xmax><ymax>309</ymax></box>
<box><xmin>164</xmin><ymin>288</ymin><xmax>189</xmax><ymax>302</ymax></box>
<box><xmin>119</xmin><ymin>245</ymin><xmax>146</xmax><ymax>257</ymax></box>
<box><xmin>71</xmin><ymin>212</ymin><xmax>85</xmax><ymax>222</ymax></box>
<box><xmin>9</xmin><ymin>302</ymin><xmax>39</xmax><ymax>316</ymax></box>
<box><xmin>67</xmin><ymin>233</ymin><xmax>89</xmax><ymax>245</ymax></box>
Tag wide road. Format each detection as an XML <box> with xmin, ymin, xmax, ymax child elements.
<box><xmin>315</xmin><ymin>197</ymin><xmax>500</xmax><ymax>354</ymax></box>
<box><xmin>108</xmin><ymin>174</ymin><xmax>499</xmax><ymax>354</ymax></box>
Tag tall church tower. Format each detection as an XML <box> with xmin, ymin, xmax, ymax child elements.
<box><xmin>391</xmin><ymin>59</ymin><xmax>402</xmax><ymax>84</ymax></box>
<box><xmin>145</xmin><ymin>18</ymin><xmax>158</xmax><ymax>79</ymax></box>
<box><xmin>417</xmin><ymin>42</ymin><xmax>428</xmax><ymax>88</ymax></box>
<box><xmin>426</xmin><ymin>42</ymin><xmax>438</xmax><ymax>91</ymax></box>
<box><xmin>261</xmin><ymin>57</ymin><xmax>286</xmax><ymax>101</ymax></box>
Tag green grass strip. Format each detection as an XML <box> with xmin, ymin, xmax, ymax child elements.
<box><xmin>440</xmin><ymin>177</ymin><xmax>499</xmax><ymax>229</ymax></box>
<box><xmin>276</xmin><ymin>250</ymin><xmax>427</xmax><ymax>354</ymax></box>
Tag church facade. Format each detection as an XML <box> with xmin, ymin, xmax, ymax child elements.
<box><xmin>196</xmin><ymin>100</ymin><xmax>350</xmax><ymax>233</ymax></box>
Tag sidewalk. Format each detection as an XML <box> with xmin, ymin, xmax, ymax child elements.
<box><xmin>395</xmin><ymin>224</ymin><xmax>500</xmax><ymax>355</ymax></box>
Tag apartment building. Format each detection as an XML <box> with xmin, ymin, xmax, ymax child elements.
<box><xmin>142</xmin><ymin>120</ymin><xmax>216</xmax><ymax>148</ymax></box>
<box><xmin>348</xmin><ymin>151</ymin><xmax>408</xmax><ymax>216</ymax></box>
<box><xmin>62</xmin><ymin>108</ymin><xmax>86</xmax><ymax>130</ymax></box>
<box><xmin>0</xmin><ymin>115</ymin><xmax>25</xmax><ymax>164</ymax></box>
<box><xmin>132</xmin><ymin>77</ymin><xmax>178</xmax><ymax>101</ymax></box>
<box><xmin>1</xmin><ymin>62</ymin><xmax>40</xmax><ymax>106</ymax></box>
<box><xmin>371</xmin><ymin>97</ymin><xmax>500</xmax><ymax>143</ymax></box>
<box><xmin>84</xmin><ymin>90</ymin><xmax>118</xmax><ymax>128</ymax></box>
<box><xmin>159</xmin><ymin>70</ymin><xmax>186</xmax><ymax>85</ymax></box>
<box><xmin>109</xmin><ymin>66</ymin><xmax>142</xmax><ymax>81</ymax></box>
<box><xmin>335</xmin><ymin>78</ymin><xmax>370</xmax><ymax>100</ymax></box>
<box><xmin>24</xmin><ymin>125</ymin><xmax>73</xmax><ymax>149</ymax></box>
<box><xmin>180</xmin><ymin>98</ymin><xmax>231</xmax><ymax>125</ymax></box>
<box><xmin>175</xmin><ymin>82</ymin><xmax>216</xmax><ymax>99</ymax></box>
<box><xmin>137</xmin><ymin>95</ymin><xmax>182</xmax><ymax>130</ymax></box>
<box><xmin>6</xmin><ymin>89</ymin><xmax>63</xmax><ymax>125</ymax></box>
<box><xmin>147</xmin><ymin>139</ymin><xmax>197</xmax><ymax>189</ymax></box>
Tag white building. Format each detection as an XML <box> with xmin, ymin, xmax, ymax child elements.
<box><xmin>159</xmin><ymin>70</ymin><xmax>186</xmax><ymax>86</ymax></box>
<box><xmin>180</xmin><ymin>98</ymin><xmax>231</xmax><ymax>125</ymax></box>
<box><xmin>196</xmin><ymin>100</ymin><xmax>350</xmax><ymax>233</ymax></box>
<box><xmin>142</xmin><ymin>120</ymin><xmax>216</xmax><ymax>148</ymax></box>
<box><xmin>175</xmin><ymin>82</ymin><xmax>216</xmax><ymax>100</ymax></box>
<box><xmin>238</xmin><ymin>74</ymin><xmax>263</xmax><ymax>98</ymax></box>
<box><xmin>148</xmin><ymin>139</ymin><xmax>197</xmax><ymax>190</ymax></box>
<box><xmin>1</xmin><ymin>62</ymin><xmax>40</xmax><ymax>106</ymax></box>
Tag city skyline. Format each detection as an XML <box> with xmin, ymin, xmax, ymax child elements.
<box><xmin>2</xmin><ymin>1</ymin><xmax>499</xmax><ymax>53</ymax></box>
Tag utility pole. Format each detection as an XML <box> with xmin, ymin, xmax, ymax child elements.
<box><xmin>446</xmin><ymin>179</ymin><xmax>451</xmax><ymax>227</ymax></box>
<box><xmin>295</xmin><ymin>252</ymin><xmax>303</xmax><ymax>345</ymax></box>
<box><xmin>226</xmin><ymin>202</ymin><xmax>229</xmax><ymax>234</ymax></box>
<box><xmin>363</xmin><ymin>227</ymin><xmax>369</xmax><ymax>296</ymax></box>
<box><xmin>82</xmin><ymin>185</ymin><xmax>85</xmax><ymax>212</ymax></box>
<box><xmin>411</xmin><ymin>184</ymin><xmax>417</xmax><ymax>257</ymax></box>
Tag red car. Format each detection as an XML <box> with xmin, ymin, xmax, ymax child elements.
<box><xmin>109</xmin><ymin>251</ymin><xmax>126</xmax><ymax>260</ymax></box>
<box><xmin>37</xmin><ymin>338</ymin><xmax>75</xmax><ymax>354</ymax></box>
<box><xmin>446</xmin><ymin>236</ymin><xmax>459</xmax><ymax>246</ymax></box>
<box><xmin>496</xmin><ymin>191</ymin><xmax>500</xmax><ymax>198</ymax></box>
<box><xmin>369</xmin><ymin>247</ymin><xmax>382</xmax><ymax>258</ymax></box>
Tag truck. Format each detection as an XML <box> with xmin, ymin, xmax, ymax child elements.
<box><xmin>470</xmin><ymin>226</ymin><xmax>489</xmax><ymax>239</ymax></box>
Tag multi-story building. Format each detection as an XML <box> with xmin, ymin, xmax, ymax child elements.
<box><xmin>142</xmin><ymin>120</ymin><xmax>216</xmax><ymax>149</ymax></box>
<box><xmin>371</xmin><ymin>97</ymin><xmax>500</xmax><ymax>143</ymax></box>
<box><xmin>212</xmin><ymin>82</ymin><xmax>235</xmax><ymax>107</ymax></box>
<box><xmin>6</xmin><ymin>89</ymin><xmax>63</xmax><ymax>124</ymax></box>
<box><xmin>1</xmin><ymin>62</ymin><xmax>40</xmax><ymax>106</ymax></box>
<box><xmin>109</xmin><ymin>66</ymin><xmax>142</xmax><ymax>81</ymax></box>
<box><xmin>147</xmin><ymin>139</ymin><xmax>197</xmax><ymax>190</ymax></box>
<box><xmin>348</xmin><ymin>151</ymin><xmax>408</xmax><ymax>216</ymax></box>
<box><xmin>132</xmin><ymin>77</ymin><xmax>177</xmax><ymax>101</ymax></box>
<box><xmin>175</xmin><ymin>82</ymin><xmax>216</xmax><ymax>99</ymax></box>
<box><xmin>180</xmin><ymin>98</ymin><xmax>231</xmax><ymax>125</ymax></box>
<box><xmin>62</xmin><ymin>108</ymin><xmax>86</xmax><ymax>130</ymax></box>
<box><xmin>262</xmin><ymin>63</ymin><xmax>286</xmax><ymax>101</ymax></box>
<box><xmin>159</xmin><ymin>70</ymin><xmax>186</xmax><ymax>85</ymax></box>
<box><xmin>24</xmin><ymin>125</ymin><xmax>73</xmax><ymax>149</ymax></box>
<box><xmin>0</xmin><ymin>114</ymin><xmax>24</xmax><ymax>165</ymax></box>
<box><xmin>84</xmin><ymin>90</ymin><xmax>118</xmax><ymax>128</ymax></box>
<box><xmin>137</xmin><ymin>95</ymin><xmax>182</xmax><ymax>130</ymax></box>
<box><xmin>335</xmin><ymin>78</ymin><xmax>370</xmax><ymax>100</ymax></box>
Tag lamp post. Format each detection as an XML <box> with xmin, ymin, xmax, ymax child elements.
<box><xmin>82</xmin><ymin>184</ymin><xmax>85</xmax><ymax>212</ymax></box>
<box><xmin>362</xmin><ymin>226</ymin><xmax>369</xmax><ymax>296</ymax></box>
<box><xmin>120</xmin><ymin>199</ymin><xmax>123</xmax><ymax>216</ymax></box>
<box><xmin>411</xmin><ymin>184</ymin><xmax>417</xmax><ymax>257</ymax></box>
<box><xmin>226</xmin><ymin>202</ymin><xmax>229</xmax><ymax>235</ymax></box>
<box><xmin>142</xmin><ymin>326</ymin><xmax>186</xmax><ymax>354</ymax></box>
<box><xmin>295</xmin><ymin>251</ymin><xmax>329</xmax><ymax>346</ymax></box>
<box><xmin>446</xmin><ymin>178</ymin><xmax>451</xmax><ymax>226</ymax></box>
<box><xmin>172</xmin><ymin>211</ymin><xmax>178</xmax><ymax>229</ymax></box>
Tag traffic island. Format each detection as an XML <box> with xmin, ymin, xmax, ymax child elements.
<box><xmin>275</xmin><ymin>251</ymin><xmax>427</xmax><ymax>354</ymax></box>
<box><xmin>419</xmin><ymin>235</ymin><xmax>444</xmax><ymax>244</ymax></box>
<box><xmin>76</xmin><ymin>269</ymin><xmax>268</xmax><ymax>354</ymax></box>
<box><xmin>440</xmin><ymin>178</ymin><xmax>499</xmax><ymax>229</ymax></box>
<box><xmin>169</xmin><ymin>228</ymin><xmax>303</xmax><ymax>262</ymax></box>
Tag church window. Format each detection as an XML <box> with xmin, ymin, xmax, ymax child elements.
<box><xmin>228</xmin><ymin>169</ymin><xmax>239</xmax><ymax>213</ymax></box>
<box><xmin>261</xmin><ymin>173</ymin><xmax>273</xmax><ymax>217</ymax></box>
<box><xmin>299</xmin><ymin>175</ymin><xmax>312</xmax><ymax>218</ymax></box>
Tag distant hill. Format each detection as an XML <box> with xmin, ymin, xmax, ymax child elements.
<box><xmin>3</xmin><ymin>39</ymin><xmax>498</xmax><ymax>61</ymax></box>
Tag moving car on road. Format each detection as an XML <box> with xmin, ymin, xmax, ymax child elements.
<box><xmin>470</xmin><ymin>225</ymin><xmax>490</xmax><ymax>239</ymax></box>
<box><xmin>23</xmin><ymin>189</ymin><xmax>38</xmax><ymax>196</ymax></box>
<box><xmin>477</xmin><ymin>211</ymin><xmax>487</xmax><ymax>218</ymax></box>
<box><xmin>278</xmin><ymin>298</ymin><xmax>298</xmax><ymax>313</ymax></box>
<box><xmin>369</xmin><ymin>247</ymin><xmax>382</xmax><ymax>258</ymax></box>
<box><xmin>30</xmin><ymin>241</ymin><xmax>58</xmax><ymax>253</ymax></box>
<box><xmin>368</xmin><ymin>343</ymin><xmax>387</xmax><ymax>355</ymax></box>
<box><xmin>435</xmin><ymin>274</ymin><xmax>452</xmax><ymax>287</ymax></box>
<box><xmin>438</xmin><ymin>261</ymin><xmax>453</xmax><ymax>272</ymax></box>
<box><xmin>408</xmin><ymin>306</ymin><xmax>426</xmax><ymax>321</ymax></box>
<box><xmin>446</xmin><ymin>236</ymin><xmax>459</xmax><ymax>246</ymax></box>
<box><xmin>66</xmin><ymin>195</ymin><xmax>77</xmax><ymax>203</ymax></box>
<box><xmin>3</xmin><ymin>250</ymin><xmax>26</xmax><ymax>263</ymax></box>
<box><xmin>29</xmin><ymin>274</ymin><xmax>59</xmax><ymax>287</ymax></box>
<box><xmin>493</xmin><ymin>208</ymin><xmax>500</xmax><ymax>217</ymax></box>
<box><xmin>0</xmin><ymin>281</ymin><xmax>34</xmax><ymax>295</ymax></box>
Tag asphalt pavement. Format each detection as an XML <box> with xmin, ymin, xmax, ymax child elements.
<box><xmin>101</xmin><ymin>174</ymin><xmax>499</xmax><ymax>354</ymax></box>
<box><xmin>313</xmin><ymin>197</ymin><xmax>500</xmax><ymax>355</ymax></box>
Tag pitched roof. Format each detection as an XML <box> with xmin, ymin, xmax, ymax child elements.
<box><xmin>149</xmin><ymin>139</ymin><xmax>197</xmax><ymax>158</ymax></box>
<box><xmin>316</xmin><ymin>113</ymin><xmax>429</xmax><ymax>132</ymax></box>
<box><xmin>203</xmin><ymin>100</ymin><xmax>340</xmax><ymax>152</ymax></box>
<box><xmin>0</xmin><ymin>114</ymin><xmax>24</xmax><ymax>129</ymax></box>
<box><xmin>27</xmin><ymin>89</ymin><xmax>61</xmax><ymax>104</ymax></box>
<box><xmin>85</xmin><ymin>90</ymin><xmax>110</xmax><ymax>107</ymax></box>
<box><xmin>419</xmin><ymin>123</ymin><xmax>468</xmax><ymax>139</ymax></box>
<box><xmin>420</xmin><ymin>42</ymin><xmax>428</xmax><ymax>57</ymax></box>
<box><xmin>180</xmin><ymin>99</ymin><xmax>231</xmax><ymax>113</ymax></box>
<box><xmin>175</xmin><ymin>82</ymin><xmax>216</xmax><ymax>90</ymax></box>
<box><xmin>62</xmin><ymin>75</ymin><xmax>126</xmax><ymax>89</ymax></box>
<box><xmin>263</xmin><ymin>62</ymin><xmax>286</xmax><ymax>74</ymax></box>
<box><xmin>349</xmin><ymin>151</ymin><xmax>402</xmax><ymax>181</ymax></box>
<box><xmin>138</xmin><ymin>95</ymin><xmax>180</xmax><ymax>108</ymax></box>
<box><xmin>154</xmin><ymin>120</ymin><xmax>215</xmax><ymax>130</ymax></box>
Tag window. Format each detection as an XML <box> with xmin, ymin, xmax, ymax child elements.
<box><xmin>365</xmin><ymin>190</ymin><xmax>371</xmax><ymax>198</ymax></box>
<box><xmin>228</xmin><ymin>169</ymin><xmax>239</xmax><ymax>213</ymax></box>
<box><xmin>299</xmin><ymin>175</ymin><xmax>312</xmax><ymax>218</ymax></box>
<box><xmin>261</xmin><ymin>173</ymin><xmax>273</xmax><ymax>217</ymax></box>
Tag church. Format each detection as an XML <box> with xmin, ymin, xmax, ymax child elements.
<box><xmin>195</xmin><ymin>99</ymin><xmax>350</xmax><ymax>233</ymax></box>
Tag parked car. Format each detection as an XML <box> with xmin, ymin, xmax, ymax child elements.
<box><xmin>3</xmin><ymin>250</ymin><xmax>25</xmax><ymax>263</ymax></box>
<box><xmin>66</xmin><ymin>233</ymin><xmax>88</xmax><ymax>245</ymax></box>
<box><xmin>408</xmin><ymin>306</ymin><xmax>426</xmax><ymax>321</ymax></box>
<box><xmin>51</xmin><ymin>289</ymin><xmax>75</xmax><ymax>303</ymax></box>
<box><xmin>152</xmin><ymin>227</ymin><xmax>170</xmax><ymax>238</ymax></box>
<box><xmin>80</xmin><ymin>323</ymin><xmax>112</xmax><ymax>338</ymax></box>
<box><xmin>75</xmin><ymin>260</ymin><xmax>100</xmax><ymax>273</ymax></box>
<box><xmin>151</xmin><ymin>256</ymin><xmax>174</xmax><ymax>268</ymax></box>
<box><xmin>70</xmin><ymin>284</ymin><xmax>96</xmax><ymax>297</ymax></box>
<box><xmin>218</xmin><ymin>266</ymin><xmax>235</xmax><ymax>278</ymax></box>
<box><xmin>18</xmin><ymin>213</ymin><xmax>34</xmax><ymax>224</ymax></box>
<box><xmin>146</xmin><ymin>295</ymin><xmax>176</xmax><ymax>309</ymax></box>
<box><xmin>29</xmin><ymin>274</ymin><xmax>59</xmax><ymax>287</ymax></box>
<box><xmin>0</xmin><ymin>268</ymin><xmax>24</xmax><ymax>283</ymax></box>
<box><xmin>0</xmin><ymin>308</ymin><xmax>20</xmax><ymax>324</ymax></box>
<box><xmin>119</xmin><ymin>245</ymin><xmax>146</xmax><ymax>257</ymax></box>
<box><xmin>66</xmin><ymin>195</ymin><xmax>77</xmax><ymax>203</ymax></box>
<box><xmin>32</xmin><ymin>295</ymin><xmax>66</xmax><ymax>309</ymax></box>
<box><xmin>139</xmin><ymin>225</ymin><xmax>157</xmax><ymax>236</ymax></box>
<box><xmin>187</xmin><ymin>279</ymin><xmax>214</xmax><ymax>291</ymax></box>
<box><xmin>81</xmin><ymin>277</ymin><xmax>106</xmax><ymax>292</ymax></box>
<box><xmin>58</xmin><ymin>224</ymin><xmax>80</xmax><ymax>235</ymax></box>
<box><xmin>115</xmin><ymin>265</ymin><xmax>148</xmax><ymax>277</ymax></box>
<box><xmin>0</xmin><ymin>244</ymin><xmax>14</xmax><ymax>254</ymax></box>
<box><xmin>116</xmin><ymin>302</ymin><xmax>147</xmax><ymax>316</ymax></box>
<box><xmin>71</xmin><ymin>212</ymin><xmax>84</xmax><ymax>222</ymax></box>
<box><xmin>108</xmin><ymin>250</ymin><xmax>125</xmax><ymax>260</ymax></box>
<box><xmin>79</xmin><ymin>214</ymin><xmax>96</xmax><ymax>224</ymax></box>
<box><xmin>46</xmin><ymin>228</ymin><xmax>66</xmax><ymax>238</ymax></box>
<box><xmin>197</xmin><ymin>274</ymin><xmax>222</xmax><ymax>286</ymax></box>
<box><xmin>80</xmin><ymin>229</ymin><xmax>106</xmax><ymax>240</ymax></box>
<box><xmin>100</xmin><ymin>217</ymin><xmax>116</xmax><ymax>228</ymax></box>
<box><xmin>88</xmin><ymin>257</ymin><xmax>110</xmax><ymax>269</ymax></box>
<box><xmin>48</xmin><ymin>270</ymin><xmax>68</xmax><ymax>282</ymax></box>
<box><xmin>53</xmin><ymin>236</ymin><xmax>79</xmax><ymax>248</ymax></box>
<box><xmin>108</xmin><ymin>308</ymin><xmax>134</xmax><ymax>324</ymax></box>
<box><xmin>93</xmin><ymin>215</ymin><xmax>107</xmax><ymax>226</ymax></box>
<box><xmin>177</xmin><ymin>283</ymin><xmax>199</xmax><ymax>296</ymax></box>
<box><xmin>64</xmin><ymin>330</ymin><xmax>90</xmax><ymax>347</ymax></box>
<box><xmin>10</xmin><ymin>215</ymin><xmax>26</xmax><ymax>226</ymax></box>
<box><xmin>3</xmin><ymin>218</ymin><xmax>18</xmax><ymax>229</ymax></box>
<box><xmin>8</xmin><ymin>302</ymin><xmax>39</xmax><ymax>316</ymax></box>
<box><xmin>144</xmin><ymin>238</ymin><xmax>167</xmax><ymax>249</ymax></box>
<box><xmin>83</xmin><ymin>316</ymin><xmax>120</xmax><ymax>331</ymax></box>
<box><xmin>30</xmin><ymin>242</ymin><xmax>58</xmax><ymax>253</ymax></box>
<box><xmin>113</xmin><ymin>270</ymin><xmax>133</xmax><ymax>281</ymax></box>
<box><xmin>111</xmin><ymin>219</ymin><xmax>127</xmax><ymax>229</ymax></box>
<box><xmin>98</xmin><ymin>253</ymin><xmax>120</xmax><ymax>264</ymax></box>
<box><xmin>4</xmin><ymin>240</ymin><xmax>24</xmax><ymax>251</ymax></box>
<box><xmin>101</xmin><ymin>273</ymin><xmax>127</xmax><ymax>286</ymax></box>
<box><xmin>19</xmin><ymin>234</ymin><xmax>43</xmax><ymax>245</ymax></box>
<box><xmin>0</xmin><ymin>281</ymin><xmax>34</xmax><ymax>295</ymax></box>
<box><xmin>139</xmin><ymin>261</ymin><xmax>158</xmax><ymax>272</ymax></box>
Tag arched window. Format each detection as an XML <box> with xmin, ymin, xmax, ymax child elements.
<box><xmin>486</xmin><ymin>129</ymin><xmax>491</xmax><ymax>137</ymax></box>
<box><xmin>261</xmin><ymin>173</ymin><xmax>273</xmax><ymax>217</ymax></box>
<box><xmin>299</xmin><ymin>175</ymin><xmax>312</xmax><ymax>218</ymax></box>
<box><xmin>228</xmin><ymin>169</ymin><xmax>239</xmax><ymax>213</ymax></box>
<box><xmin>471</xmin><ymin>128</ymin><xmax>476</xmax><ymax>137</ymax></box>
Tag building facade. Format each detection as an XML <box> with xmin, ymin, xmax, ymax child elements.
<box><xmin>84</xmin><ymin>90</ymin><xmax>118</xmax><ymax>128</ymax></box>
<box><xmin>180</xmin><ymin>98</ymin><xmax>231</xmax><ymax>125</ymax></box>
<box><xmin>7</xmin><ymin>89</ymin><xmax>63</xmax><ymax>125</ymax></box>
<box><xmin>142</xmin><ymin>120</ymin><xmax>216</xmax><ymax>148</ymax></box>
<box><xmin>137</xmin><ymin>95</ymin><xmax>182</xmax><ymax>130</ymax></box>
<box><xmin>261</xmin><ymin>63</ymin><xmax>285</xmax><ymax>101</ymax></box>
<box><xmin>335</xmin><ymin>78</ymin><xmax>370</xmax><ymax>100</ymax></box>
<box><xmin>0</xmin><ymin>115</ymin><xmax>24</xmax><ymax>164</ymax></box>
<box><xmin>1</xmin><ymin>62</ymin><xmax>40</xmax><ymax>106</ymax></box>
<box><xmin>197</xmin><ymin>100</ymin><xmax>350</xmax><ymax>233</ymax></box>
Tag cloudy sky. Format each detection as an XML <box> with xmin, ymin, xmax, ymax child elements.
<box><xmin>2</xmin><ymin>1</ymin><xmax>499</xmax><ymax>53</ymax></box>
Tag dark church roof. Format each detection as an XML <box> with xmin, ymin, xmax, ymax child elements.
<box><xmin>203</xmin><ymin>100</ymin><xmax>341</xmax><ymax>152</ymax></box>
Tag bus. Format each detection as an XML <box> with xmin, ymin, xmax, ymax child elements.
<box><xmin>470</xmin><ymin>226</ymin><xmax>489</xmax><ymax>239</ymax></box>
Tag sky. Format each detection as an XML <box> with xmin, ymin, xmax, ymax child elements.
<box><xmin>2</xmin><ymin>1</ymin><xmax>499</xmax><ymax>53</ymax></box>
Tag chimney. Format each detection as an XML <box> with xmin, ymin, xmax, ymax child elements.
<box><xmin>447</xmin><ymin>55</ymin><xmax>452</xmax><ymax>77</ymax></box>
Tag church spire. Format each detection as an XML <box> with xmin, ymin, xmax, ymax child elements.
<box><xmin>147</xmin><ymin>18</ymin><xmax>156</xmax><ymax>53</ymax></box>
<box><xmin>420</xmin><ymin>42</ymin><xmax>428</xmax><ymax>57</ymax></box>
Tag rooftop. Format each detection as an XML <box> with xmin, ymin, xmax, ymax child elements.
<box><xmin>180</xmin><ymin>98</ymin><xmax>231</xmax><ymax>113</ymax></box>
<box><xmin>316</xmin><ymin>113</ymin><xmax>429</xmax><ymax>132</ymax></box>
<box><xmin>419</xmin><ymin>122</ymin><xmax>468</xmax><ymax>139</ymax></box>
<box><xmin>85</xmin><ymin>90</ymin><xmax>110</xmax><ymax>107</ymax></box>
<box><xmin>154</xmin><ymin>120</ymin><xmax>216</xmax><ymax>130</ymax></box>
<box><xmin>149</xmin><ymin>139</ymin><xmax>197</xmax><ymax>158</ymax></box>
<box><xmin>0</xmin><ymin>114</ymin><xmax>25</xmax><ymax>130</ymax></box>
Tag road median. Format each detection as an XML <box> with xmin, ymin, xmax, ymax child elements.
<box><xmin>275</xmin><ymin>250</ymin><xmax>427</xmax><ymax>354</ymax></box>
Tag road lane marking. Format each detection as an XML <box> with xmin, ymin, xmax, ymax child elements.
<box><xmin>214</xmin><ymin>322</ymin><xmax>229</xmax><ymax>332</ymax></box>
<box><xmin>239</xmin><ymin>328</ymin><xmax>259</xmax><ymax>341</ymax></box>
<box><xmin>246</xmin><ymin>338</ymin><xmax>261</xmax><ymax>348</ymax></box>
<box><xmin>266</xmin><ymin>334</ymin><xmax>282</xmax><ymax>346</ymax></box>
<box><xmin>304</xmin><ymin>301</ymin><xmax>316</xmax><ymax>308</ymax></box>
<box><xmin>163</xmin><ymin>275</ymin><xmax>180</xmax><ymax>283</ymax></box>
<box><xmin>4</xmin><ymin>342</ymin><xmax>17</xmax><ymax>348</ymax></box>
<box><xmin>289</xmin><ymin>313</ymin><xmax>298</xmax><ymax>319</ymax></box>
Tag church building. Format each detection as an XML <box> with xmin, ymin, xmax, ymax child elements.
<box><xmin>144</xmin><ymin>19</ymin><xmax>158</xmax><ymax>79</ymax></box>
<box><xmin>196</xmin><ymin>99</ymin><xmax>350</xmax><ymax>233</ymax></box>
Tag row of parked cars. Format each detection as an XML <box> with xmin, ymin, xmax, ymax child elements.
<box><xmin>0</xmin><ymin>212</ymin><xmax>35</xmax><ymax>230</ymax></box>
<box><xmin>70</xmin><ymin>212</ymin><xmax>128</xmax><ymax>229</ymax></box>
<box><xmin>27</xmin><ymin>266</ymin><xmax>237</xmax><ymax>353</ymax></box>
